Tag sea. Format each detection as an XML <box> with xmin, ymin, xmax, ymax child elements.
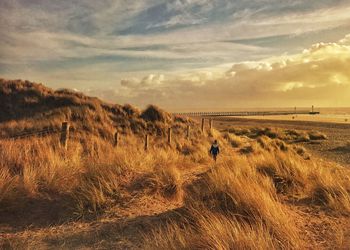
<box><xmin>174</xmin><ymin>107</ymin><xmax>350</xmax><ymax>124</ymax></box>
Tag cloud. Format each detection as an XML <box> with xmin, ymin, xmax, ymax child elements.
<box><xmin>2</xmin><ymin>0</ymin><xmax>350</xmax><ymax>66</ymax></box>
<box><xmin>1</xmin><ymin>0</ymin><xmax>350</xmax><ymax>110</ymax></box>
<box><xmin>339</xmin><ymin>34</ymin><xmax>350</xmax><ymax>44</ymax></box>
<box><xmin>97</xmin><ymin>34</ymin><xmax>350</xmax><ymax>109</ymax></box>
<box><xmin>121</xmin><ymin>74</ymin><xmax>165</xmax><ymax>88</ymax></box>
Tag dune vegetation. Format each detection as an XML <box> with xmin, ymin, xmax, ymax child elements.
<box><xmin>0</xmin><ymin>80</ymin><xmax>350</xmax><ymax>249</ymax></box>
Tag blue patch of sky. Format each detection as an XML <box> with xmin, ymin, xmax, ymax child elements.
<box><xmin>113</xmin><ymin>0</ymin><xmax>350</xmax><ymax>37</ymax></box>
<box><xmin>228</xmin><ymin>24</ymin><xmax>350</xmax><ymax>53</ymax></box>
<box><xmin>10</xmin><ymin>54</ymin><xmax>218</xmax><ymax>73</ymax></box>
<box><xmin>117</xmin><ymin>2</ymin><xmax>185</xmax><ymax>35</ymax></box>
<box><xmin>115</xmin><ymin>1</ymin><xmax>232</xmax><ymax>35</ymax></box>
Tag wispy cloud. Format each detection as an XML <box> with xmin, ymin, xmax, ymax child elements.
<box><xmin>97</xmin><ymin>34</ymin><xmax>350</xmax><ymax>109</ymax></box>
<box><xmin>1</xmin><ymin>0</ymin><xmax>350</xmax><ymax>108</ymax></box>
<box><xmin>2</xmin><ymin>1</ymin><xmax>350</xmax><ymax>61</ymax></box>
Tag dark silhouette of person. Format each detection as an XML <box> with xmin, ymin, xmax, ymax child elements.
<box><xmin>209</xmin><ymin>139</ymin><xmax>220</xmax><ymax>162</ymax></box>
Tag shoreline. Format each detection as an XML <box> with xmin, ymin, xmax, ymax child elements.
<box><xmin>212</xmin><ymin>116</ymin><xmax>350</xmax><ymax>129</ymax></box>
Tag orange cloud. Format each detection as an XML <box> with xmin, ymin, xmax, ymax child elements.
<box><xmin>96</xmin><ymin>34</ymin><xmax>350</xmax><ymax>109</ymax></box>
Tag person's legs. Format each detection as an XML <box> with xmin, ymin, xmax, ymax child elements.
<box><xmin>213</xmin><ymin>154</ymin><xmax>217</xmax><ymax>162</ymax></box>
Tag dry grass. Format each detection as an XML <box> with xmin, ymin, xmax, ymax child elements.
<box><xmin>144</xmin><ymin>155</ymin><xmax>301</xmax><ymax>249</ymax></box>
<box><xmin>144</xmin><ymin>212</ymin><xmax>278</xmax><ymax>250</ymax></box>
<box><xmin>0</xmin><ymin>128</ymin><xmax>213</xmax><ymax>217</ymax></box>
<box><xmin>0</xmin><ymin>80</ymin><xmax>349</xmax><ymax>249</ymax></box>
<box><xmin>225</xmin><ymin>126</ymin><xmax>328</xmax><ymax>143</ymax></box>
<box><xmin>223</xmin><ymin>132</ymin><xmax>244</xmax><ymax>148</ymax></box>
<box><xmin>134</xmin><ymin>164</ymin><xmax>183</xmax><ymax>201</ymax></box>
<box><xmin>1</xmin><ymin>125</ymin><xmax>349</xmax><ymax>249</ymax></box>
<box><xmin>308</xmin><ymin>131</ymin><xmax>328</xmax><ymax>140</ymax></box>
<box><xmin>0</xmin><ymin>79</ymin><xmax>197</xmax><ymax>140</ymax></box>
<box><xmin>142</xmin><ymin>130</ymin><xmax>350</xmax><ymax>250</ymax></box>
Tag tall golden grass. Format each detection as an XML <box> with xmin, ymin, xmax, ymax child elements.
<box><xmin>0</xmin><ymin>131</ymin><xmax>211</xmax><ymax>215</ymax></box>
<box><xmin>1</xmin><ymin>80</ymin><xmax>349</xmax><ymax>248</ymax></box>
<box><xmin>1</xmin><ymin>126</ymin><xmax>349</xmax><ymax>248</ymax></box>
<box><xmin>142</xmin><ymin>130</ymin><xmax>350</xmax><ymax>249</ymax></box>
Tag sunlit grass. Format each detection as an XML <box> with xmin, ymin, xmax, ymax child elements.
<box><xmin>0</xmin><ymin>124</ymin><xmax>349</xmax><ymax>249</ymax></box>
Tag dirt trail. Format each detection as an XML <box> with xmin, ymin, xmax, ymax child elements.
<box><xmin>286</xmin><ymin>198</ymin><xmax>350</xmax><ymax>249</ymax></box>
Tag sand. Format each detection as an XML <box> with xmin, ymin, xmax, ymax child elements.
<box><xmin>213</xmin><ymin>116</ymin><xmax>350</xmax><ymax>168</ymax></box>
<box><xmin>242</xmin><ymin>114</ymin><xmax>350</xmax><ymax>124</ymax></box>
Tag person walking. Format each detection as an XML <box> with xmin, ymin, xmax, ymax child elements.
<box><xmin>209</xmin><ymin>139</ymin><xmax>220</xmax><ymax>162</ymax></box>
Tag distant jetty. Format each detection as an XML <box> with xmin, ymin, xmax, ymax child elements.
<box><xmin>174</xmin><ymin>110</ymin><xmax>320</xmax><ymax>117</ymax></box>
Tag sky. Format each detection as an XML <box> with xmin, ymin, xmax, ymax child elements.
<box><xmin>1</xmin><ymin>0</ymin><xmax>350</xmax><ymax>111</ymax></box>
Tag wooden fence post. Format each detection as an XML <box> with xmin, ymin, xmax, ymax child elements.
<box><xmin>201</xmin><ymin>118</ymin><xmax>205</xmax><ymax>132</ymax></box>
<box><xmin>114</xmin><ymin>132</ymin><xmax>119</xmax><ymax>148</ymax></box>
<box><xmin>167</xmin><ymin>127</ymin><xmax>172</xmax><ymax>144</ymax></box>
<box><xmin>60</xmin><ymin>122</ymin><xmax>69</xmax><ymax>150</ymax></box>
<box><xmin>144</xmin><ymin>134</ymin><xmax>149</xmax><ymax>151</ymax></box>
<box><xmin>209</xmin><ymin>119</ymin><xmax>213</xmax><ymax>130</ymax></box>
<box><xmin>186</xmin><ymin>125</ymin><xmax>190</xmax><ymax>139</ymax></box>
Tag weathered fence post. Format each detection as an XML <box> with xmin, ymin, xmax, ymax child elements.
<box><xmin>209</xmin><ymin>119</ymin><xmax>213</xmax><ymax>130</ymax></box>
<box><xmin>60</xmin><ymin>122</ymin><xmax>69</xmax><ymax>150</ymax></box>
<box><xmin>201</xmin><ymin>118</ymin><xmax>205</xmax><ymax>132</ymax></box>
<box><xmin>186</xmin><ymin>125</ymin><xmax>190</xmax><ymax>139</ymax></box>
<box><xmin>144</xmin><ymin>134</ymin><xmax>149</xmax><ymax>151</ymax></box>
<box><xmin>294</xmin><ymin>106</ymin><xmax>296</xmax><ymax>115</ymax></box>
<box><xmin>167</xmin><ymin>127</ymin><xmax>172</xmax><ymax>144</ymax></box>
<box><xmin>114</xmin><ymin>132</ymin><xmax>119</xmax><ymax>148</ymax></box>
<box><xmin>312</xmin><ymin>105</ymin><xmax>314</xmax><ymax>113</ymax></box>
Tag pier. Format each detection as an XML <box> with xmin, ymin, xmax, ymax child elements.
<box><xmin>174</xmin><ymin>110</ymin><xmax>320</xmax><ymax>117</ymax></box>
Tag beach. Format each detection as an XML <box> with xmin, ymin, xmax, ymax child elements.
<box><xmin>242</xmin><ymin>111</ymin><xmax>350</xmax><ymax>124</ymax></box>
<box><xmin>214</xmin><ymin>115</ymin><xmax>350</xmax><ymax>168</ymax></box>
